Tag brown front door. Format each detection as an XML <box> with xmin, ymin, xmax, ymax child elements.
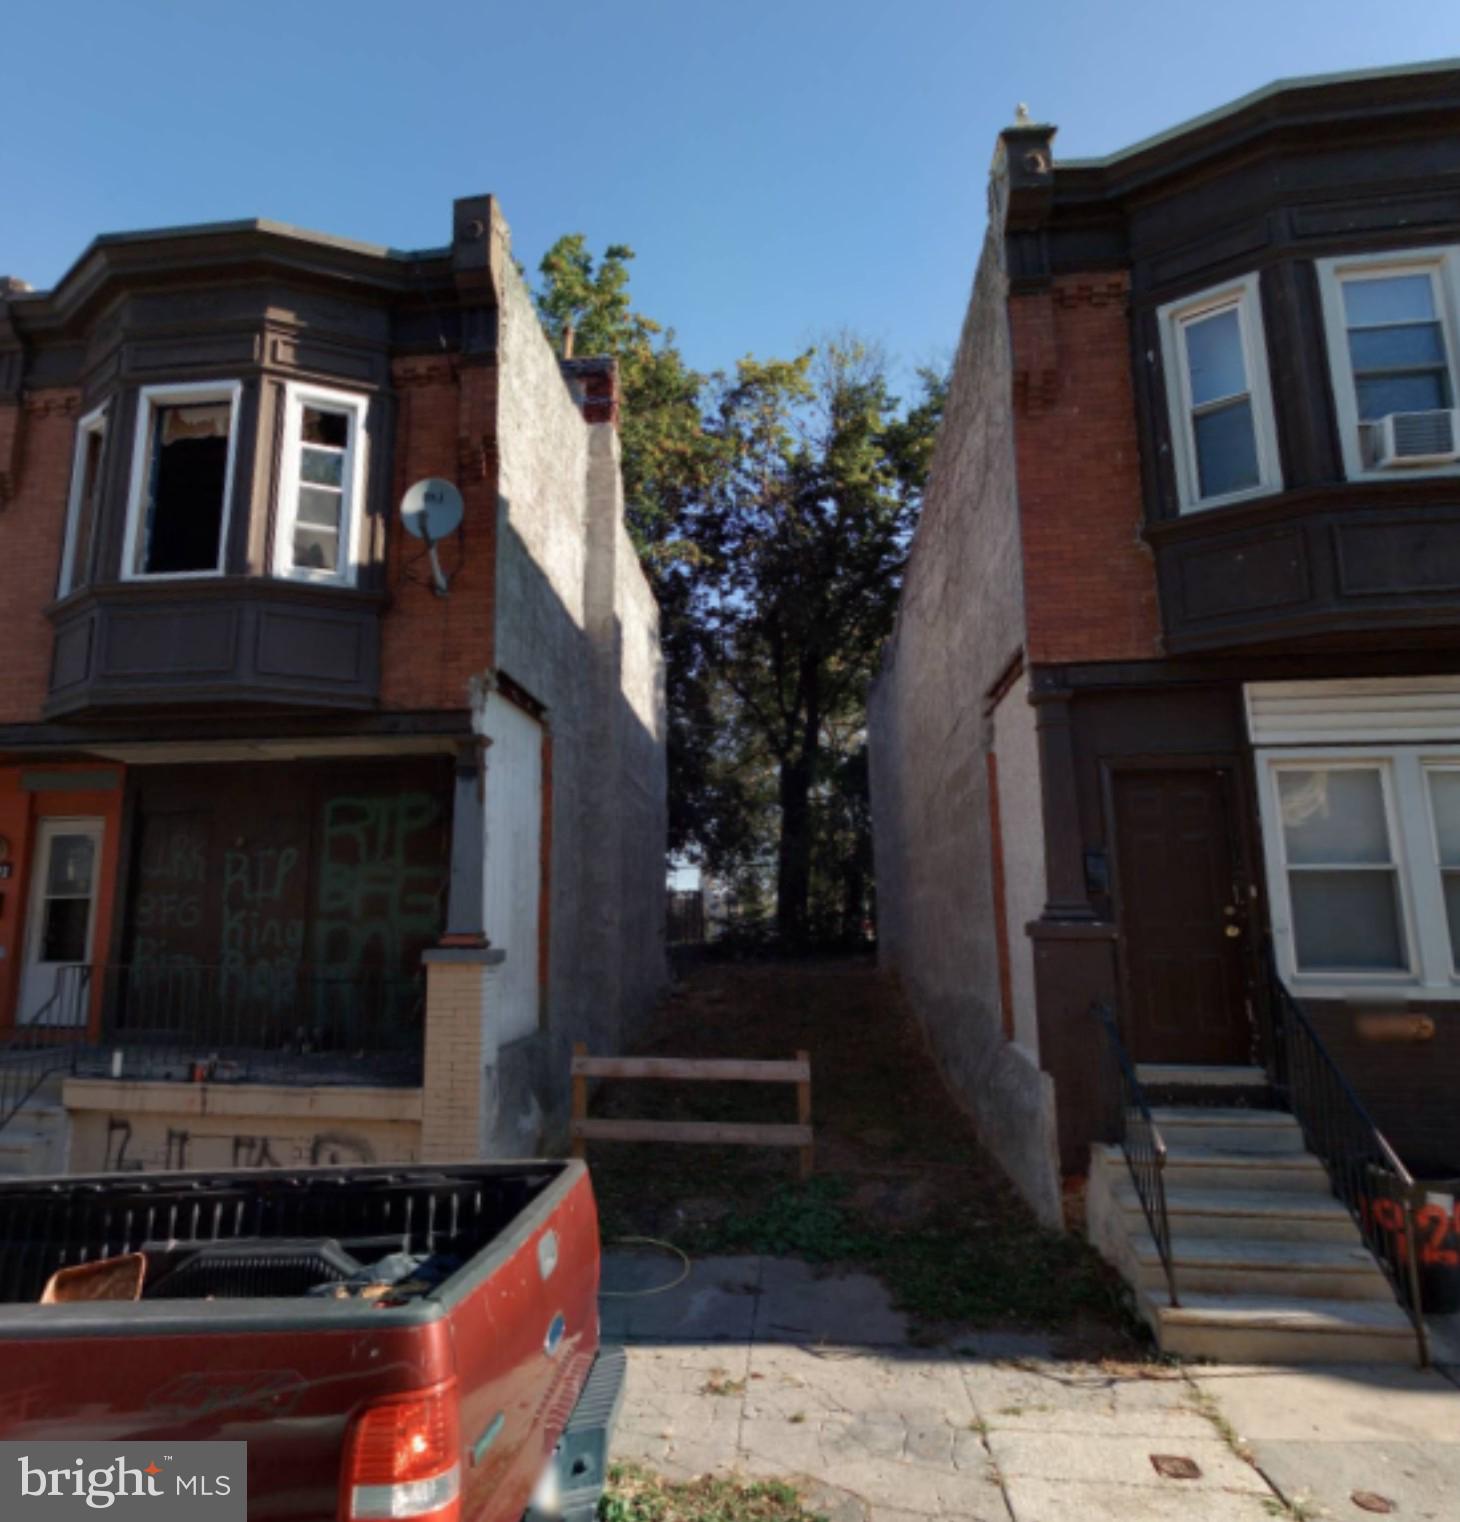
<box><xmin>1112</xmin><ymin>766</ymin><xmax>1250</xmax><ymax>1065</ymax></box>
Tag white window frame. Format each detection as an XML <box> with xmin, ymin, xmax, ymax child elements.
<box><xmin>1258</xmin><ymin>744</ymin><xmax>1460</xmax><ymax>995</ymax></box>
<box><xmin>122</xmin><ymin>380</ymin><xmax>243</xmax><ymax>581</ymax></box>
<box><xmin>1316</xmin><ymin>246</ymin><xmax>1460</xmax><ymax>483</ymax></box>
<box><xmin>57</xmin><ymin>403</ymin><xmax>108</xmax><ymax>598</ymax></box>
<box><xmin>1158</xmin><ymin>272</ymin><xmax>1283</xmax><ymax>513</ymax></box>
<box><xmin>272</xmin><ymin>381</ymin><xmax>370</xmax><ymax>588</ymax></box>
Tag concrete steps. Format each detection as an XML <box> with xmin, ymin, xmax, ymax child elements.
<box><xmin>1086</xmin><ymin>1069</ymin><xmax>1422</xmax><ymax>1363</ymax></box>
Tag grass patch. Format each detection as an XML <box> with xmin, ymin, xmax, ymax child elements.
<box><xmin>589</xmin><ymin>958</ymin><xmax>1149</xmax><ymax>1349</ymax></box>
<box><xmin>600</xmin><ymin>1463</ymin><xmax>823</xmax><ymax>1522</ymax></box>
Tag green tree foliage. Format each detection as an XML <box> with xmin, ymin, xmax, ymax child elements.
<box><xmin>535</xmin><ymin>238</ymin><xmax>945</xmax><ymax>943</ymax></box>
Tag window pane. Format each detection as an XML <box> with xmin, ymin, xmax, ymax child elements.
<box><xmin>1443</xmin><ymin>873</ymin><xmax>1460</xmax><ymax>972</ymax></box>
<box><xmin>1429</xmin><ymin>771</ymin><xmax>1460</xmax><ymax>866</ymax></box>
<box><xmin>40</xmin><ymin>899</ymin><xmax>90</xmax><ymax>963</ymax></box>
<box><xmin>292</xmin><ymin>524</ymin><xmax>340</xmax><ymax>572</ymax></box>
<box><xmin>300</xmin><ymin>446</ymin><xmax>344</xmax><ymax>487</ymax></box>
<box><xmin>1279</xmin><ymin>768</ymin><xmax>1390</xmax><ymax>864</ymax></box>
<box><xmin>1290</xmin><ymin>870</ymin><xmax>1404</xmax><ymax>971</ymax></box>
<box><xmin>1193</xmin><ymin>399</ymin><xmax>1260</xmax><ymax>498</ymax></box>
<box><xmin>1348</xmin><ymin>323</ymin><xmax>1447</xmax><ymax>371</ymax></box>
<box><xmin>1184</xmin><ymin>307</ymin><xmax>1248</xmax><ymax>406</ymax></box>
<box><xmin>301</xmin><ymin>406</ymin><xmax>350</xmax><ymax>448</ymax></box>
<box><xmin>1343</xmin><ymin>274</ymin><xmax>1437</xmax><ymax>327</ymax></box>
<box><xmin>144</xmin><ymin>401</ymin><xmax>230</xmax><ymax>575</ymax></box>
<box><xmin>1355</xmin><ymin>372</ymin><xmax>1452</xmax><ymax>421</ymax></box>
<box><xmin>46</xmin><ymin>834</ymin><xmax>95</xmax><ymax>897</ymax></box>
<box><xmin>296</xmin><ymin>485</ymin><xmax>342</xmax><ymax>529</ymax></box>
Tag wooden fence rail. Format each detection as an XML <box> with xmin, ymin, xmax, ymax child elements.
<box><xmin>569</xmin><ymin>1044</ymin><xmax>813</xmax><ymax>1179</ymax></box>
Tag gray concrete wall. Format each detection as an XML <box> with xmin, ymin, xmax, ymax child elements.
<box><xmin>990</xmin><ymin>671</ymin><xmax>1045</xmax><ymax>1059</ymax></box>
<box><xmin>487</xmin><ymin>243</ymin><xmax>667</xmax><ymax>1145</ymax></box>
<box><xmin>868</xmin><ymin>230</ymin><xmax>1061</xmax><ymax>1225</ymax></box>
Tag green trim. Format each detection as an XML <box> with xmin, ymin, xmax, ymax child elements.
<box><xmin>1059</xmin><ymin>57</ymin><xmax>1460</xmax><ymax>170</ymax></box>
<box><xmin>20</xmin><ymin>768</ymin><xmax>120</xmax><ymax>793</ymax></box>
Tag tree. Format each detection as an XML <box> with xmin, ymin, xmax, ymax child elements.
<box><xmin>681</xmin><ymin>342</ymin><xmax>945</xmax><ymax>942</ymax></box>
<box><xmin>535</xmin><ymin>240</ymin><xmax>945</xmax><ymax>943</ymax></box>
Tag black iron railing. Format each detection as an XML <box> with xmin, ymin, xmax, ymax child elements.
<box><xmin>0</xmin><ymin>968</ymin><xmax>93</xmax><ymax>1133</ymax></box>
<box><xmin>1261</xmin><ymin>944</ymin><xmax>1428</xmax><ymax>1365</ymax></box>
<box><xmin>1093</xmin><ymin>1001</ymin><xmax>1177</xmax><ymax>1306</ymax></box>
<box><xmin>9</xmin><ymin>962</ymin><xmax>426</xmax><ymax>1092</ymax></box>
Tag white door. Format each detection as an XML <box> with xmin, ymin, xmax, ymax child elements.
<box><xmin>18</xmin><ymin>819</ymin><xmax>103</xmax><ymax>1027</ymax></box>
<box><xmin>483</xmin><ymin>694</ymin><xmax>544</xmax><ymax>1045</ymax></box>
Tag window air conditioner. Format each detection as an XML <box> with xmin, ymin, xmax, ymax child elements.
<box><xmin>1374</xmin><ymin>408</ymin><xmax>1460</xmax><ymax>468</ymax></box>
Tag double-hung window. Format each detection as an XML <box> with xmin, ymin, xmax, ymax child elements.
<box><xmin>123</xmin><ymin>381</ymin><xmax>242</xmax><ymax>579</ymax></box>
<box><xmin>57</xmin><ymin>404</ymin><xmax>107</xmax><ymax>597</ymax></box>
<box><xmin>1159</xmin><ymin>274</ymin><xmax>1282</xmax><ymax>512</ymax></box>
<box><xmin>1317</xmin><ymin>248</ymin><xmax>1460</xmax><ymax>478</ymax></box>
<box><xmin>273</xmin><ymin>383</ymin><xmax>369</xmax><ymax>586</ymax></box>
<box><xmin>1260</xmin><ymin>743</ymin><xmax>1460</xmax><ymax>990</ymax></box>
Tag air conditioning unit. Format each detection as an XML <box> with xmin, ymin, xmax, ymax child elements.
<box><xmin>1374</xmin><ymin>408</ymin><xmax>1460</xmax><ymax>468</ymax></box>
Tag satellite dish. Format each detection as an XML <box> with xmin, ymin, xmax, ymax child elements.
<box><xmin>401</xmin><ymin>478</ymin><xmax>464</xmax><ymax>543</ymax></box>
<box><xmin>400</xmin><ymin>478</ymin><xmax>464</xmax><ymax>597</ymax></box>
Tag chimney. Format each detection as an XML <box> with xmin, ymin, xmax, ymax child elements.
<box><xmin>560</xmin><ymin>356</ymin><xmax>620</xmax><ymax>427</ymax></box>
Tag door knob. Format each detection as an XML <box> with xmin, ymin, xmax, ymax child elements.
<box><xmin>1225</xmin><ymin>924</ymin><xmax>1242</xmax><ymax>938</ymax></box>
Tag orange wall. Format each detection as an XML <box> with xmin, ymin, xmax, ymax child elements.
<box><xmin>0</xmin><ymin>765</ymin><xmax>126</xmax><ymax>1037</ymax></box>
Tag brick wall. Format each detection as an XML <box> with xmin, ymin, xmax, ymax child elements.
<box><xmin>379</xmin><ymin>357</ymin><xmax>498</xmax><ymax>711</ymax></box>
<box><xmin>1011</xmin><ymin>275</ymin><xmax>1161</xmax><ymax>665</ymax></box>
<box><xmin>0</xmin><ymin>391</ymin><xmax>78</xmax><ymax>724</ymax></box>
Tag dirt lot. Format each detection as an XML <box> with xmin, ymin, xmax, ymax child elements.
<box><xmin>585</xmin><ymin>955</ymin><xmax>1144</xmax><ymax>1353</ymax></box>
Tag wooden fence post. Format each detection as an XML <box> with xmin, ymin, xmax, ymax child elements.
<box><xmin>797</xmin><ymin>1048</ymin><xmax>813</xmax><ymax>1180</ymax></box>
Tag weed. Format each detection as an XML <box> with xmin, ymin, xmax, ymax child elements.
<box><xmin>788</xmin><ymin>1411</ymin><xmax>806</xmax><ymax>1424</ymax></box>
<box><xmin>1187</xmin><ymin>1384</ymin><xmax>1255</xmax><ymax>1465</ymax></box>
<box><xmin>701</xmin><ymin>1371</ymin><xmax>747</xmax><ymax>1398</ymax></box>
<box><xmin>599</xmin><ymin>1463</ymin><xmax>825</xmax><ymax>1522</ymax></box>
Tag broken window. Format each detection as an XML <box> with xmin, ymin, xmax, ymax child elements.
<box><xmin>126</xmin><ymin>383</ymin><xmax>240</xmax><ymax>577</ymax></box>
<box><xmin>276</xmin><ymin>383</ymin><xmax>368</xmax><ymax>584</ymax></box>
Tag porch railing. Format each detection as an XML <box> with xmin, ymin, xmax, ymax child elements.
<box><xmin>1260</xmin><ymin>943</ymin><xmax>1429</xmax><ymax>1366</ymax></box>
<box><xmin>1093</xmin><ymin>1001</ymin><xmax>1177</xmax><ymax>1306</ymax></box>
<box><xmin>12</xmin><ymin>962</ymin><xmax>426</xmax><ymax>1090</ymax></box>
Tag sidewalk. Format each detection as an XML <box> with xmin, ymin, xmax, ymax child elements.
<box><xmin>602</xmin><ymin>1249</ymin><xmax>1460</xmax><ymax>1522</ymax></box>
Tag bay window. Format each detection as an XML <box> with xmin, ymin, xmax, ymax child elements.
<box><xmin>1158</xmin><ymin>273</ymin><xmax>1282</xmax><ymax>512</ymax></box>
<box><xmin>123</xmin><ymin>381</ymin><xmax>242</xmax><ymax>579</ymax></box>
<box><xmin>1316</xmin><ymin>248</ymin><xmax>1460</xmax><ymax>479</ymax></box>
<box><xmin>273</xmin><ymin>382</ymin><xmax>369</xmax><ymax>586</ymax></box>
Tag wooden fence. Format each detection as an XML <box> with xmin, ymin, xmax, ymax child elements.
<box><xmin>569</xmin><ymin>1044</ymin><xmax>813</xmax><ymax>1179</ymax></box>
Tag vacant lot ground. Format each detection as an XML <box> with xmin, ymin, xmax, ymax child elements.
<box><xmin>586</xmin><ymin>955</ymin><xmax>1142</xmax><ymax>1353</ymax></box>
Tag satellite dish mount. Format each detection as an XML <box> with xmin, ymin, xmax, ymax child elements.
<box><xmin>400</xmin><ymin>478</ymin><xmax>466</xmax><ymax>597</ymax></box>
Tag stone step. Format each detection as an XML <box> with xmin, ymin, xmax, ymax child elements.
<box><xmin>1114</xmin><ymin>1181</ymin><xmax>1361</xmax><ymax>1242</ymax></box>
<box><xmin>1131</xmin><ymin>1234</ymin><xmax>1392</xmax><ymax>1300</ymax></box>
<box><xmin>1141</xmin><ymin>1289</ymin><xmax>1420</xmax><ymax>1364</ymax></box>
<box><xmin>1148</xmin><ymin>1105</ymin><xmax>1305</xmax><ymax>1154</ymax></box>
<box><xmin>1160</xmin><ymin>1144</ymin><xmax>1332</xmax><ymax>1193</ymax></box>
<box><xmin>1137</xmin><ymin>1063</ymin><xmax>1268</xmax><ymax>1089</ymax></box>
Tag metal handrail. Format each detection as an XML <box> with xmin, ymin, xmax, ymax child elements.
<box><xmin>1262</xmin><ymin>944</ymin><xmax>1429</xmax><ymax>1366</ymax></box>
<box><xmin>0</xmin><ymin>967</ymin><xmax>91</xmax><ymax>1134</ymax></box>
<box><xmin>1093</xmin><ymin>1001</ymin><xmax>1178</xmax><ymax>1307</ymax></box>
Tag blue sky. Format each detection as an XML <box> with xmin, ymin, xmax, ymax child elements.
<box><xmin>3</xmin><ymin>2</ymin><xmax>1455</xmax><ymax>393</ymax></box>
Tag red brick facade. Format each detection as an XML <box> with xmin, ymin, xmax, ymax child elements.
<box><xmin>1010</xmin><ymin>274</ymin><xmax>1161</xmax><ymax>666</ymax></box>
<box><xmin>379</xmin><ymin>357</ymin><xmax>500</xmax><ymax>712</ymax></box>
<box><xmin>0</xmin><ymin>391</ymin><xmax>79</xmax><ymax>725</ymax></box>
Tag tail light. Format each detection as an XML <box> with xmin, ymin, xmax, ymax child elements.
<box><xmin>345</xmin><ymin>1381</ymin><xmax>461</xmax><ymax>1521</ymax></box>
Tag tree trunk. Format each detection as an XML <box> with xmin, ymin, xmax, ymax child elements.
<box><xmin>776</xmin><ymin>753</ymin><xmax>814</xmax><ymax>946</ymax></box>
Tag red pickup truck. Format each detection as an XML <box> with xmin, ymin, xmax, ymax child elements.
<box><xmin>0</xmin><ymin>1161</ymin><xmax>622</xmax><ymax>1522</ymax></box>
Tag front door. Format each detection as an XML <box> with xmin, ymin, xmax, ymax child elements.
<box><xmin>18</xmin><ymin>819</ymin><xmax>103</xmax><ymax>1027</ymax></box>
<box><xmin>1112</xmin><ymin>767</ymin><xmax>1249</xmax><ymax>1065</ymax></box>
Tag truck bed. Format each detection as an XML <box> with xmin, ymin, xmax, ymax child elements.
<box><xmin>0</xmin><ymin>1162</ymin><xmax>608</xmax><ymax>1522</ymax></box>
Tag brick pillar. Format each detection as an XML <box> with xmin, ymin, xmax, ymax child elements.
<box><xmin>420</xmin><ymin>947</ymin><xmax>505</xmax><ymax>1160</ymax></box>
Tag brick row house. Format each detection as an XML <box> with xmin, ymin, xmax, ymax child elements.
<box><xmin>0</xmin><ymin>195</ymin><xmax>667</xmax><ymax>1174</ymax></box>
<box><xmin>871</xmin><ymin>61</ymin><xmax>1460</xmax><ymax>1360</ymax></box>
